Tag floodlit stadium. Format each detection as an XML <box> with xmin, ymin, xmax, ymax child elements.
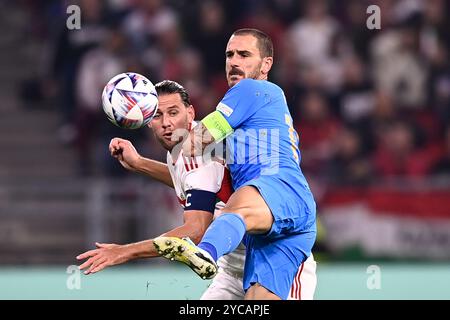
<box><xmin>1</xmin><ymin>0</ymin><xmax>449</xmax><ymax>301</ymax></box>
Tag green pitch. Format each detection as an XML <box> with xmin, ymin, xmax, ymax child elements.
<box><xmin>1</xmin><ymin>262</ymin><xmax>449</xmax><ymax>299</ymax></box>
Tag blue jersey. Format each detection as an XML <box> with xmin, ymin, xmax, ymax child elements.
<box><xmin>212</xmin><ymin>79</ymin><xmax>316</xmax><ymax>299</ymax></box>
<box><xmin>215</xmin><ymin>79</ymin><xmax>316</xmax><ymax>299</ymax></box>
<box><xmin>217</xmin><ymin>78</ymin><xmax>311</xmax><ymax>195</ymax></box>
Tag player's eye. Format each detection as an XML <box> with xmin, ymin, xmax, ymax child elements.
<box><xmin>169</xmin><ymin>111</ymin><xmax>178</xmax><ymax>116</ymax></box>
<box><xmin>226</xmin><ymin>52</ymin><xmax>233</xmax><ymax>58</ymax></box>
<box><xmin>153</xmin><ymin>113</ymin><xmax>161</xmax><ymax>119</ymax></box>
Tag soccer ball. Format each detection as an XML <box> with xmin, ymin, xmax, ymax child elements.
<box><xmin>101</xmin><ymin>72</ymin><xmax>158</xmax><ymax>129</ymax></box>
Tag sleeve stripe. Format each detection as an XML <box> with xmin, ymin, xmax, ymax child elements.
<box><xmin>183</xmin><ymin>156</ymin><xmax>199</xmax><ymax>171</ymax></box>
<box><xmin>192</xmin><ymin>157</ymin><xmax>199</xmax><ymax>169</ymax></box>
<box><xmin>182</xmin><ymin>156</ymin><xmax>191</xmax><ymax>172</ymax></box>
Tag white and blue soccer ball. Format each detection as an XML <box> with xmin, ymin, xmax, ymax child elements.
<box><xmin>101</xmin><ymin>72</ymin><xmax>158</xmax><ymax>129</ymax></box>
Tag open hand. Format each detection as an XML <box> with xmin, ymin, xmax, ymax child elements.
<box><xmin>76</xmin><ymin>242</ymin><xmax>130</xmax><ymax>275</ymax></box>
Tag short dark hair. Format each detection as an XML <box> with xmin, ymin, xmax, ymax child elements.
<box><xmin>155</xmin><ymin>80</ymin><xmax>191</xmax><ymax>107</ymax></box>
<box><xmin>232</xmin><ymin>28</ymin><xmax>274</xmax><ymax>58</ymax></box>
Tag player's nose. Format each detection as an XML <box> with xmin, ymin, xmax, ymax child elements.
<box><xmin>228</xmin><ymin>55</ymin><xmax>240</xmax><ymax>69</ymax></box>
<box><xmin>230</xmin><ymin>59</ymin><xmax>240</xmax><ymax>70</ymax></box>
<box><xmin>161</xmin><ymin>115</ymin><xmax>172</xmax><ymax>128</ymax></box>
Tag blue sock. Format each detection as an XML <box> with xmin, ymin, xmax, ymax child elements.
<box><xmin>197</xmin><ymin>213</ymin><xmax>246</xmax><ymax>262</ymax></box>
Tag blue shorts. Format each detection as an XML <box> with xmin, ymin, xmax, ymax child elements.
<box><xmin>241</xmin><ymin>175</ymin><xmax>316</xmax><ymax>237</ymax></box>
<box><xmin>240</xmin><ymin>176</ymin><xmax>317</xmax><ymax>299</ymax></box>
<box><xmin>242</xmin><ymin>231</ymin><xmax>316</xmax><ymax>299</ymax></box>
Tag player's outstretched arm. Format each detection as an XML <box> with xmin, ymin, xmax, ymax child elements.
<box><xmin>109</xmin><ymin>137</ymin><xmax>173</xmax><ymax>188</ymax></box>
<box><xmin>76</xmin><ymin>210</ymin><xmax>212</xmax><ymax>274</ymax></box>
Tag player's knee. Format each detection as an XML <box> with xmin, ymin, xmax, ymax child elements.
<box><xmin>245</xmin><ymin>214</ymin><xmax>273</xmax><ymax>234</ymax></box>
<box><xmin>216</xmin><ymin>211</ymin><xmax>248</xmax><ymax>227</ymax></box>
<box><xmin>218</xmin><ymin>210</ymin><xmax>271</xmax><ymax>234</ymax></box>
<box><xmin>245</xmin><ymin>283</ymin><xmax>281</xmax><ymax>300</ymax></box>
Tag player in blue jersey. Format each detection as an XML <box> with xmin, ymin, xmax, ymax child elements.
<box><xmin>154</xmin><ymin>29</ymin><xmax>316</xmax><ymax>300</ymax></box>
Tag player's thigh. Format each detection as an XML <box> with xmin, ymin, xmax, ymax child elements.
<box><xmin>222</xmin><ymin>186</ymin><xmax>273</xmax><ymax>234</ymax></box>
<box><xmin>244</xmin><ymin>283</ymin><xmax>281</xmax><ymax>300</ymax></box>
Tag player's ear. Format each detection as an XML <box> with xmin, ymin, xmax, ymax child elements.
<box><xmin>261</xmin><ymin>56</ymin><xmax>273</xmax><ymax>76</ymax></box>
<box><xmin>187</xmin><ymin>105</ymin><xmax>195</xmax><ymax>122</ymax></box>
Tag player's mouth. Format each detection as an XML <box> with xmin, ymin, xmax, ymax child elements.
<box><xmin>228</xmin><ymin>74</ymin><xmax>245</xmax><ymax>86</ymax></box>
<box><xmin>163</xmin><ymin>132</ymin><xmax>172</xmax><ymax>140</ymax></box>
<box><xmin>229</xmin><ymin>74</ymin><xmax>243</xmax><ymax>80</ymax></box>
<box><xmin>229</xmin><ymin>67</ymin><xmax>245</xmax><ymax>81</ymax></box>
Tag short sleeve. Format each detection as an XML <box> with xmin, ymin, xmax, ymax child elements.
<box><xmin>182</xmin><ymin>161</ymin><xmax>225</xmax><ymax>194</ymax></box>
<box><xmin>216</xmin><ymin>79</ymin><xmax>269</xmax><ymax>129</ymax></box>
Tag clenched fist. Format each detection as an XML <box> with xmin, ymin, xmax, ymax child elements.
<box><xmin>109</xmin><ymin>137</ymin><xmax>141</xmax><ymax>172</ymax></box>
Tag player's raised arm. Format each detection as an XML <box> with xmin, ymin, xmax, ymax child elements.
<box><xmin>109</xmin><ymin>137</ymin><xmax>173</xmax><ymax>188</ymax></box>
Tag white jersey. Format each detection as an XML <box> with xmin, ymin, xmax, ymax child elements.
<box><xmin>166</xmin><ymin>145</ymin><xmax>246</xmax><ymax>279</ymax></box>
<box><xmin>167</xmin><ymin>150</ymin><xmax>226</xmax><ymax>208</ymax></box>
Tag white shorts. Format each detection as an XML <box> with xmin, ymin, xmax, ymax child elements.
<box><xmin>201</xmin><ymin>254</ymin><xmax>317</xmax><ymax>300</ymax></box>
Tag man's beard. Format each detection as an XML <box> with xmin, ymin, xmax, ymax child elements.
<box><xmin>154</xmin><ymin>119</ymin><xmax>189</xmax><ymax>151</ymax></box>
<box><xmin>228</xmin><ymin>63</ymin><xmax>262</xmax><ymax>87</ymax></box>
<box><xmin>156</xmin><ymin>135</ymin><xmax>176</xmax><ymax>151</ymax></box>
<box><xmin>247</xmin><ymin>66</ymin><xmax>262</xmax><ymax>80</ymax></box>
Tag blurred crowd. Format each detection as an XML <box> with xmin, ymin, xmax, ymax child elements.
<box><xmin>18</xmin><ymin>0</ymin><xmax>450</xmax><ymax>185</ymax></box>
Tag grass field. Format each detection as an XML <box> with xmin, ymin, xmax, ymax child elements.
<box><xmin>1</xmin><ymin>262</ymin><xmax>449</xmax><ymax>300</ymax></box>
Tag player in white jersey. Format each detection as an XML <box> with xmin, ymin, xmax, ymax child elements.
<box><xmin>77</xmin><ymin>80</ymin><xmax>317</xmax><ymax>299</ymax></box>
